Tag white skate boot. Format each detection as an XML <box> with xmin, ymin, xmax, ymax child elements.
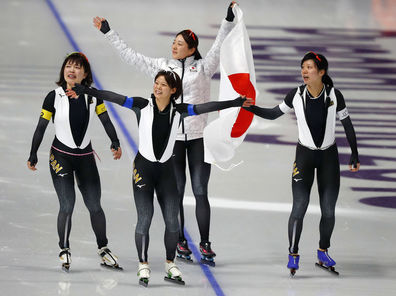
<box><xmin>59</xmin><ymin>248</ymin><xmax>71</xmax><ymax>272</ymax></box>
<box><xmin>98</xmin><ymin>246</ymin><xmax>122</xmax><ymax>270</ymax></box>
<box><xmin>137</xmin><ymin>262</ymin><xmax>151</xmax><ymax>287</ymax></box>
<box><xmin>164</xmin><ymin>261</ymin><xmax>185</xmax><ymax>285</ymax></box>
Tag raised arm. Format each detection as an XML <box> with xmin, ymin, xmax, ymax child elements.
<box><xmin>202</xmin><ymin>2</ymin><xmax>236</xmax><ymax>77</ymax></box>
<box><xmin>93</xmin><ymin>16</ymin><xmax>163</xmax><ymax>78</ymax></box>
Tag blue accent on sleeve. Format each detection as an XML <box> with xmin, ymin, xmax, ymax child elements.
<box><xmin>123</xmin><ymin>97</ymin><xmax>134</xmax><ymax>109</ymax></box>
<box><xmin>187</xmin><ymin>104</ymin><xmax>196</xmax><ymax>116</ymax></box>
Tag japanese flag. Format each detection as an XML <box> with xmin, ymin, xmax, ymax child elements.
<box><xmin>204</xmin><ymin>5</ymin><xmax>257</xmax><ymax>164</ymax></box>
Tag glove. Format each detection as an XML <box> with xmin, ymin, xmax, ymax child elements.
<box><xmin>226</xmin><ymin>2</ymin><xmax>235</xmax><ymax>22</ymax></box>
<box><xmin>28</xmin><ymin>154</ymin><xmax>38</xmax><ymax>166</ymax></box>
<box><xmin>110</xmin><ymin>140</ymin><xmax>120</xmax><ymax>150</ymax></box>
<box><xmin>231</xmin><ymin>96</ymin><xmax>246</xmax><ymax>107</ymax></box>
<box><xmin>175</xmin><ymin>103</ymin><xmax>189</xmax><ymax>114</ymax></box>
<box><xmin>349</xmin><ymin>153</ymin><xmax>360</xmax><ymax>169</ymax></box>
<box><xmin>100</xmin><ymin>19</ymin><xmax>111</xmax><ymax>34</ymax></box>
<box><xmin>73</xmin><ymin>84</ymin><xmax>95</xmax><ymax>97</ymax></box>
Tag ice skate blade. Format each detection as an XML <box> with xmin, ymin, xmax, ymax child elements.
<box><xmin>164</xmin><ymin>276</ymin><xmax>185</xmax><ymax>285</ymax></box>
<box><xmin>315</xmin><ymin>263</ymin><xmax>339</xmax><ymax>275</ymax></box>
<box><xmin>101</xmin><ymin>262</ymin><xmax>123</xmax><ymax>271</ymax></box>
<box><xmin>200</xmin><ymin>258</ymin><xmax>215</xmax><ymax>267</ymax></box>
<box><xmin>62</xmin><ymin>264</ymin><xmax>70</xmax><ymax>272</ymax></box>
<box><xmin>139</xmin><ymin>278</ymin><xmax>149</xmax><ymax>287</ymax></box>
<box><xmin>177</xmin><ymin>254</ymin><xmax>193</xmax><ymax>263</ymax></box>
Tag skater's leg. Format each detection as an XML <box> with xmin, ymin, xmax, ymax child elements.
<box><xmin>186</xmin><ymin>138</ymin><xmax>211</xmax><ymax>242</ymax></box>
<box><xmin>317</xmin><ymin>144</ymin><xmax>340</xmax><ymax>250</ymax></box>
<box><xmin>288</xmin><ymin>144</ymin><xmax>315</xmax><ymax>254</ymax></box>
<box><xmin>133</xmin><ymin>154</ymin><xmax>155</xmax><ymax>263</ymax></box>
<box><xmin>157</xmin><ymin>160</ymin><xmax>180</xmax><ymax>262</ymax></box>
<box><xmin>173</xmin><ymin>141</ymin><xmax>187</xmax><ymax>241</ymax></box>
<box><xmin>49</xmin><ymin>150</ymin><xmax>75</xmax><ymax>250</ymax></box>
<box><xmin>75</xmin><ymin>154</ymin><xmax>108</xmax><ymax>248</ymax></box>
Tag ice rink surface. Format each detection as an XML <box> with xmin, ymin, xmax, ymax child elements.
<box><xmin>1</xmin><ymin>0</ymin><xmax>396</xmax><ymax>295</ymax></box>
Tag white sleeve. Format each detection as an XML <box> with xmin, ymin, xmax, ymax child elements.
<box><xmin>279</xmin><ymin>101</ymin><xmax>292</xmax><ymax>113</ymax></box>
<box><xmin>337</xmin><ymin>107</ymin><xmax>349</xmax><ymax>120</ymax></box>
<box><xmin>202</xmin><ymin>19</ymin><xmax>235</xmax><ymax>77</ymax></box>
<box><xmin>104</xmin><ymin>29</ymin><xmax>165</xmax><ymax>78</ymax></box>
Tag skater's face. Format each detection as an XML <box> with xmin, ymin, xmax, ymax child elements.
<box><xmin>172</xmin><ymin>34</ymin><xmax>196</xmax><ymax>60</ymax></box>
<box><xmin>153</xmin><ymin>75</ymin><xmax>176</xmax><ymax>102</ymax></box>
<box><xmin>301</xmin><ymin>59</ymin><xmax>324</xmax><ymax>86</ymax></box>
<box><xmin>64</xmin><ymin>60</ymin><xmax>87</xmax><ymax>89</ymax></box>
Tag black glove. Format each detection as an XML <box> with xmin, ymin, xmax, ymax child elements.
<box><xmin>175</xmin><ymin>103</ymin><xmax>189</xmax><ymax>114</ymax></box>
<box><xmin>100</xmin><ymin>19</ymin><xmax>111</xmax><ymax>34</ymax></box>
<box><xmin>349</xmin><ymin>153</ymin><xmax>360</xmax><ymax>169</ymax></box>
<box><xmin>231</xmin><ymin>96</ymin><xmax>246</xmax><ymax>107</ymax></box>
<box><xmin>226</xmin><ymin>2</ymin><xmax>235</xmax><ymax>22</ymax></box>
<box><xmin>110</xmin><ymin>140</ymin><xmax>120</xmax><ymax>150</ymax></box>
<box><xmin>28</xmin><ymin>154</ymin><xmax>38</xmax><ymax>166</ymax></box>
<box><xmin>73</xmin><ymin>84</ymin><xmax>95</xmax><ymax>97</ymax></box>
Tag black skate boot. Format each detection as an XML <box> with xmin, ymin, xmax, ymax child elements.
<box><xmin>200</xmin><ymin>241</ymin><xmax>216</xmax><ymax>267</ymax></box>
<box><xmin>177</xmin><ymin>239</ymin><xmax>193</xmax><ymax>263</ymax></box>
<box><xmin>59</xmin><ymin>248</ymin><xmax>71</xmax><ymax>272</ymax></box>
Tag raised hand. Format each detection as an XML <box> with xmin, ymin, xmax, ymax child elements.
<box><xmin>93</xmin><ymin>16</ymin><xmax>110</xmax><ymax>34</ymax></box>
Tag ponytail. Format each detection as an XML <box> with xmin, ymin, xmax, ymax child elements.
<box><xmin>322</xmin><ymin>74</ymin><xmax>333</xmax><ymax>88</ymax></box>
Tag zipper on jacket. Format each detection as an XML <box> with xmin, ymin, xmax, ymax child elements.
<box><xmin>179</xmin><ymin>58</ymin><xmax>187</xmax><ymax>141</ymax></box>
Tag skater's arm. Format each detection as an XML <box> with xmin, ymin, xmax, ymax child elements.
<box><xmin>93</xmin><ymin>16</ymin><xmax>162</xmax><ymax>77</ymax></box>
<box><xmin>176</xmin><ymin>96</ymin><xmax>253</xmax><ymax>117</ymax></box>
<box><xmin>27</xmin><ymin>91</ymin><xmax>54</xmax><ymax>171</ymax></box>
<box><xmin>67</xmin><ymin>84</ymin><xmax>149</xmax><ymax>109</ymax></box>
<box><xmin>96</xmin><ymin>102</ymin><xmax>122</xmax><ymax>160</ymax></box>
<box><xmin>243</xmin><ymin>105</ymin><xmax>284</xmax><ymax>120</ymax></box>
<box><xmin>341</xmin><ymin>116</ymin><xmax>360</xmax><ymax>172</ymax></box>
<box><xmin>27</xmin><ymin>116</ymin><xmax>50</xmax><ymax>170</ymax></box>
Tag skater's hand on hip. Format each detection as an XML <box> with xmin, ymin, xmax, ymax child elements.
<box><xmin>93</xmin><ymin>16</ymin><xmax>110</xmax><ymax>34</ymax></box>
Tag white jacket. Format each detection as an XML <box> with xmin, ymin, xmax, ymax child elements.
<box><xmin>104</xmin><ymin>19</ymin><xmax>234</xmax><ymax>140</ymax></box>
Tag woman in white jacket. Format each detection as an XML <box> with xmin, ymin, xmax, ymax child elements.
<box><xmin>93</xmin><ymin>2</ymin><xmax>236</xmax><ymax>265</ymax></box>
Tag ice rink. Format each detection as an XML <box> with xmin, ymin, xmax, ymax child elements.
<box><xmin>1</xmin><ymin>0</ymin><xmax>396</xmax><ymax>295</ymax></box>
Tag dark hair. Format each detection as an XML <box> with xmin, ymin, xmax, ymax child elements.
<box><xmin>176</xmin><ymin>30</ymin><xmax>202</xmax><ymax>60</ymax></box>
<box><xmin>56</xmin><ymin>52</ymin><xmax>93</xmax><ymax>87</ymax></box>
<box><xmin>301</xmin><ymin>51</ymin><xmax>333</xmax><ymax>87</ymax></box>
<box><xmin>154</xmin><ymin>70</ymin><xmax>183</xmax><ymax>101</ymax></box>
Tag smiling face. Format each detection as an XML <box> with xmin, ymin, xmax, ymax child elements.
<box><xmin>301</xmin><ymin>59</ymin><xmax>325</xmax><ymax>86</ymax></box>
<box><xmin>153</xmin><ymin>75</ymin><xmax>176</xmax><ymax>102</ymax></box>
<box><xmin>63</xmin><ymin>60</ymin><xmax>87</xmax><ymax>89</ymax></box>
<box><xmin>172</xmin><ymin>34</ymin><xmax>196</xmax><ymax>60</ymax></box>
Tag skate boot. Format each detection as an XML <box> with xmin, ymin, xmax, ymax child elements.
<box><xmin>137</xmin><ymin>262</ymin><xmax>150</xmax><ymax>287</ymax></box>
<box><xmin>59</xmin><ymin>248</ymin><xmax>71</xmax><ymax>272</ymax></box>
<box><xmin>164</xmin><ymin>261</ymin><xmax>185</xmax><ymax>285</ymax></box>
<box><xmin>176</xmin><ymin>239</ymin><xmax>193</xmax><ymax>263</ymax></box>
<box><xmin>199</xmin><ymin>241</ymin><xmax>216</xmax><ymax>267</ymax></box>
<box><xmin>287</xmin><ymin>254</ymin><xmax>299</xmax><ymax>276</ymax></box>
<box><xmin>315</xmin><ymin>249</ymin><xmax>339</xmax><ymax>275</ymax></box>
<box><xmin>98</xmin><ymin>246</ymin><xmax>123</xmax><ymax>270</ymax></box>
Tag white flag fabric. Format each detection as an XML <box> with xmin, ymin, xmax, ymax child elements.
<box><xmin>204</xmin><ymin>5</ymin><xmax>257</xmax><ymax>164</ymax></box>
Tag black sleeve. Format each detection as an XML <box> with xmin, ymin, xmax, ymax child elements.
<box><xmin>334</xmin><ymin>88</ymin><xmax>346</xmax><ymax>112</ymax></box>
<box><xmin>98</xmin><ymin>111</ymin><xmax>120</xmax><ymax>150</ymax></box>
<box><xmin>341</xmin><ymin>116</ymin><xmax>359</xmax><ymax>166</ymax></box>
<box><xmin>28</xmin><ymin>117</ymin><xmax>50</xmax><ymax>165</ymax></box>
<box><xmin>176</xmin><ymin>97</ymin><xmax>246</xmax><ymax>117</ymax></box>
<box><xmin>284</xmin><ymin>88</ymin><xmax>297</xmax><ymax>109</ymax></box>
<box><xmin>242</xmin><ymin>105</ymin><xmax>284</xmax><ymax>120</ymax></box>
<box><xmin>72</xmin><ymin>84</ymin><xmax>149</xmax><ymax>109</ymax></box>
<box><xmin>42</xmin><ymin>90</ymin><xmax>55</xmax><ymax>113</ymax></box>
